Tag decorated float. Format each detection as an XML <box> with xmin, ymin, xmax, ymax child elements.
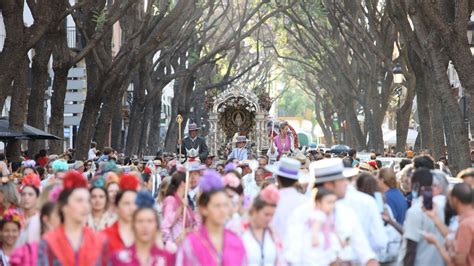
<box><xmin>206</xmin><ymin>87</ymin><xmax>272</xmax><ymax>157</ymax></box>
<box><xmin>206</xmin><ymin>87</ymin><xmax>299</xmax><ymax>158</ymax></box>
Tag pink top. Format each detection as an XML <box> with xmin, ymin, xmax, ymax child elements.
<box><xmin>110</xmin><ymin>244</ymin><xmax>175</xmax><ymax>266</ymax></box>
<box><xmin>161</xmin><ymin>194</ymin><xmax>197</xmax><ymax>247</ymax></box>
<box><xmin>9</xmin><ymin>242</ymin><xmax>38</xmax><ymax>266</ymax></box>
<box><xmin>273</xmin><ymin>135</ymin><xmax>291</xmax><ymax>156</ymax></box>
<box><xmin>176</xmin><ymin>225</ymin><xmax>247</xmax><ymax>266</ymax></box>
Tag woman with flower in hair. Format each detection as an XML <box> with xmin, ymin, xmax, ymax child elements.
<box><xmin>102</xmin><ymin>173</ymin><xmax>139</xmax><ymax>254</ymax></box>
<box><xmin>87</xmin><ymin>186</ymin><xmax>115</xmax><ymax>231</ymax></box>
<box><xmin>161</xmin><ymin>171</ymin><xmax>197</xmax><ymax>250</ymax></box>
<box><xmin>0</xmin><ymin>209</ymin><xmax>23</xmax><ymax>264</ymax></box>
<box><xmin>37</xmin><ymin>170</ymin><xmax>108</xmax><ymax>265</ymax></box>
<box><xmin>110</xmin><ymin>191</ymin><xmax>175</xmax><ymax>266</ymax></box>
<box><xmin>9</xmin><ymin>201</ymin><xmax>61</xmax><ymax>266</ymax></box>
<box><xmin>176</xmin><ymin>170</ymin><xmax>247</xmax><ymax>266</ymax></box>
<box><xmin>15</xmin><ymin>173</ymin><xmax>41</xmax><ymax>246</ymax></box>
<box><xmin>240</xmin><ymin>184</ymin><xmax>282</xmax><ymax>265</ymax></box>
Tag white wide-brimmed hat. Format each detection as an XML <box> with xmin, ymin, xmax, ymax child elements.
<box><xmin>310</xmin><ymin>158</ymin><xmax>359</xmax><ymax>184</ymax></box>
<box><xmin>265</xmin><ymin>157</ymin><xmax>303</xmax><ymax>180</ymax></box>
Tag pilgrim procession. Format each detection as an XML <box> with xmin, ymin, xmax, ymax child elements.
<box><xmin>1</xmin><ymin>1</ymin><xmax>474</xmax><ymax>266</ymax></box>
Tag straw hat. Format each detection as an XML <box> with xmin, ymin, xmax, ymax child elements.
<box><xmin>265</xmin><ymin>157</ymin><xmax>303</xmax><ymax>180</ymax></box>
<box><xmin>310</xmin><ymin>158</ymin><xmax>359</xmax><ymax>184</ymax></box>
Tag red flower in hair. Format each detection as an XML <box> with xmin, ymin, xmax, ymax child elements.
<box><xmin>119</xmin><ymin>173</ymin><xmax>139</xmax><ymax>191</ymax></box>
<box><xmin>63</xmin><ymin>170</ymin><xmax>88</xmax><ymax>190</ymax></box>
<box><xmin>368</xmin><ymin>160</ymin><xmax>378</xmax><ymax>170</ymax></box>
<box><xmin>144</xmin><ymin>167</ymin><xmax>152</xmax><ymax>174</ymax></box>
<box><xmin>22</xmin><ymin>173</ymin><xmax>41</xmax><ymax>189</ymax></box>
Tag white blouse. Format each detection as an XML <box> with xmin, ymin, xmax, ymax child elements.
<box><xmin>242</xmin><ymin>229</ymin><xmax>277</xmax><ymax>266</ymax></box>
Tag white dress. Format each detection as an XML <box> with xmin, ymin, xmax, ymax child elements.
<box><xmin>15</xmin><ymin>213</ymin><xmax>41</xmax><ymax>247</ymax></box>
<box><xmin>285</xmin><ymin>205</ymin><xmax>347</xmax><ymax>266</ymax></box>
<box><xmin>242</xmin><ymin>229</ymin><xmax>277</xmax><ymax>266</ymax></box>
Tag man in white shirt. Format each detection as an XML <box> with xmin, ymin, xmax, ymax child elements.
<box><xmin>267</xmin><ymin>158</ymin><xmax>307</xmax><ymax>241</ymax></box>
<box><xmin>341</xmin><ymin>181</ymin><xmax>389</xmax><ymax>255</ymax></box>
<box><xmin>88</xmin><ymin>142</ymin><xmax>97</xmax><ymax>160</ymax></box>
<box><xmin>285</xmin><ymin>158</ymin><xmax>378</xmax><ymax>266</ymax></box>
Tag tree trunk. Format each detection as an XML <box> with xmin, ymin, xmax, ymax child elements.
<box><xmin>364</xmin><ymin>78</ymin><xmax>389</xmax><ymax>154</ymax></box>
<box><xmin>314</xmin><ymin>100</ymin><xmax>333</xmax><ymax>146</ymax></box>
<box><xmin>395</xmin><ymin>103</ymin><xmax>411</xmax><ymax>153</ymax></box>
<box><xmin>74</xmin><ymin>53</ymin><xmax>102</xmax><ymax>159</ymax></box>
<box><xmin>364</xmin><ymin>105</ymin><xmax>382</xmax><ymax>152</ymax></box>
<box><xmin>164</xmin><ymin>80</ymin><xmax>182</xmax><ymax>153</ymax></box>
<box><xmin>6</xmin><ymin>57</ymin><xmax>29</xmax><ymax>162</ymax></box>
<box><xmin>395</xmin><ymin>84</ymin><xmax>415</xmax><ymax>153</ymax></box>
<box><xmin>444</xmin><ymin>29</ymin><xmax>474</xmax><ymax>142</ymax></box>
<box><xmin>406</xmin><ymin>0</ymin><xmax>470</xmax><ymax>173</ymax></box>
<box><xmin>27</xmin><ymin>38</ymin><xmax>53</xmax><ymax>156</ymax></box>
<box><xmin>428</xmin><ymin>84</ymin><xmax>445</xmax><ymax>159</ymax></box>
<box><xmin>189</xmin><ymin>86</ymin><xmax>208</xmax><ymax>135</ymax></box>
<box><xmin>138</xmin><ymin>97</ymin><xmax>154</xmax><ymax>155</ymax></box>
<box><xmin>125</xmin><ymin>73</ymin><xmax>145</xmax><ymax>155</ymax></box>
<box><xmin>428</xmin><ymin>40</ymin><xmax>470</xmax><ymax>174</ymax></box>
<box><xmin>164</xmin><ymin>74</ymin><xmax>195</xmax><ymax>152</ymax></box>
<box><xmin>412</xmin><ymin>60</ymin><xmax>434</xmax><ymax>153</ymax></box>
<box><xmin>48</xmin><ymin>66</ymin><xmax>69</xmax><ymax>155</ymax></box>
<box><xmin>48</xmin><ymin>26</ymin><xmax>70</xmax><ymax>155</ymax></box>
<box><xmin>94</xmin><ymin>82</ymin><xmax>125</xmax><ymax>150</ymax></box>
<box><xmin>343</xmin><ymin>99</ymin><xmax>365</xmax><ymax>151</ymax></box>
<box><xmin>110</xmin><ymin>95</ymin><xmax>123</xmax><ymax>152</ymax></box>
<box><xmin>147</xmin><ymin>88</ymin><xmax>163</xmax><ymax>155</ymax></box>
<box><xmin>0</xmin><ymin>1</ymin><xmax>24</xmax><ymax>114</ymax></box>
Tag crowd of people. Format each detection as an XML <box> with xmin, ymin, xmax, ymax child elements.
<box><xmin>0</xmin><ymin>124</ymin><xmax>472</xmax><ymax>266</ymax></box>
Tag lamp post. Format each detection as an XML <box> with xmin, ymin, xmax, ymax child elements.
<box><xmin>393</xmin><ymin>63</ymin><xmax>405</xmax><ymax>108</ymax></box>
<box><xmin>392</xmin><ymin>63</ymin><xmax>406</xmax><ymax>149</ymax></box>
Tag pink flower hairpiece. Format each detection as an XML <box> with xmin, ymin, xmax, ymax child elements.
<box><xmin>49</xmin><ymin>185</ymin><xmax>64</xmax><ymax>202</ymax></box>
<box><xmin>2</xmin><ymin>209</ymin><xmax>25</xmax><ymax>228</ymax></box>
<box><xmin>259</xmin><ymin>184</ymin><xmax>279</xmax><ymax>205</ymax></box>
<box><xmin>199</xmin><ymin>169</ymin><xmax>224</xmax><ymax>192</ymax></box>
<box><xmin>222</xmin><ymin>173</ymin><xmax>240</xmax><ymax>188</ymax></box>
